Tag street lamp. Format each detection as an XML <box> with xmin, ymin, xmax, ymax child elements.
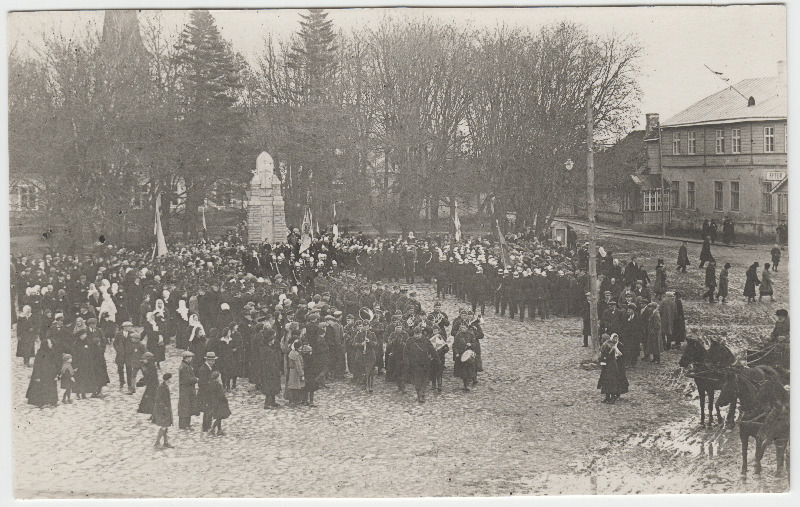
<box><xmin>564</xmin><ymin>159</ymin><xmax>574</xmax><ymax>171</ymax></box>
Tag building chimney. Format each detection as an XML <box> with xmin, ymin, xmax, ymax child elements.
<box><xmin>777</xmin><ymin>60</ymin><xmax>786</xmax><ymax>79</ymax></box>
<box><xmin>645</xmin><ymin>113</ymin><xmax>660</xmax><ymax>137</ymax></box>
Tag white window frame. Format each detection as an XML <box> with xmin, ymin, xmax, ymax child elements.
<box><xmin>16</xmin><ymin>184</ymin><xmax>39</xmax><ymax>211</ymax></box>
<box><xmin>715</xmin><ymin>129</ymin><xmax>725</xmax><ymax>154</ymax></box>
<box><xmin>764</xmin><ymin>126</ymin><xmax>775</xmax><ymax>153</ymax></box>
<box><xmin>762</xmin><ymin>182</ymin><xmax>773</xmax><ymax>213</ymax></box>
<box><xmin>730</xmin><ymin>181</ymin><xmax>740</xmax><ymax>211</ymax></box>
<box><xmin>687</xmin><ymin>131</ymin><xmax>696</xmax><ymax>155</ymax></box>
<box><xmin>713</xmin><ymin>181</ymin><xmax>724</xmax><ymax>211</ymax></box>
<box><xmin>731</xmin><ymin>128</ymin><xmax>741</xmax><ymax>153</ymax></box>
<box><xmin>778</xmin><ymin>192</ymin><xmax>788</xmax><ymax>216</ymax></box>
<box><xmin>672</xmin><ymin>132</ymin><xmax>681</xmax><ymax>155</ymax></box>
<box><xmin>671</xmin><ymin>181</ymin><xmax>680</xmax><ymax>208</ymax></box>
<box><xmin>642</xmin><ymin>189</ymin><xmax>662</xmax><ymax>212</ymax></box>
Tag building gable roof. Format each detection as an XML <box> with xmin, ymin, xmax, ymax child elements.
<box><xmin>663</xmin><ymin>76</ymin><xmax>786</xmax><ymax>127</ymax></box>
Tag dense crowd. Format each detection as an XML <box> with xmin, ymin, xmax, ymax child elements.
<box><xmin>11</xmin><ymin>223</ymin><xmax>789</xmax><ymax>444</ymax></box>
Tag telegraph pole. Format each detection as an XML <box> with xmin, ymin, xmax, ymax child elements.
<box><xmin>586</xmin><ymin>86</ymin><xmax>600</xmax><ymax>358</ymax></box>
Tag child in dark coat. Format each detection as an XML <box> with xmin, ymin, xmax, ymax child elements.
<box><xmin>153</xmin><ymin>373</ymin><xmax>174</xmax><ymax>449</ymax></box>
<box><xmin>60</xmin><ymin>354</ymin><xmax>75</xmax><ymax>404</ymax></box>
<box><xmin>209</xmin><ymin>371</ymin><xmax>231</xmax><ymax>436</ymax></box>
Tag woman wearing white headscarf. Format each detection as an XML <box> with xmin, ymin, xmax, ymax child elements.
<box><xmin>597</xmin><ymin>333</ymin><xmax>629</xmax><ymax>404</ymax></box>
<box><xmin>16</xmin><ymin>305</ymin><xmax>37</xmax><ymax>367</ymax></box>
<box><xmin>188</xmin><ymin>313</ymin><xmax>207</xmax><ymax>370</ymax></box>
<box><xmin>99</xmin><ymin>292</ymin><xmax>117</xmax><ymax>323</ymax></box>
<box><xmin>176</xmin><ymin>299</ymin><xmax>190</xmax><ymax>349</ymax></box>
<box><xmin>144</xmin><ymin>311</ymin><xmax>166</xmax><ymax>368</ymax></box>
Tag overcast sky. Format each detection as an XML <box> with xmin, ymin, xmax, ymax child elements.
<box><xmin>7</xmin><ymin>5</ymin><xmax>786</xmax><ymax>126</ymax></box>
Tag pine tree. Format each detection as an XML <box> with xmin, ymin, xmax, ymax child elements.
<box><xmin>288</xmin><ymin>9</ymin><xmax>338</xmax><ymax>104</ymax></box>
<box><xmin>173</xmin><ymin>10</ymin><xmax>248</xmax><ymax>239</ymax></box>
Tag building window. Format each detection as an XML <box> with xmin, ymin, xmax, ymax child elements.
<box><xmin>764</xmin><ymin>126</ymin><xmax>775</xmax><ymax>153</ymax></box>
<box><xmin>715</xmin><ymin>130</ymin><xmax>725</xmax><ymax>154</ymax></box>
<box><xmin>672</xmin><ymin>132</ymin><xmax>681</xmax><ymax>155</ymax></box>
<box><xmin>730</xmin><ymin>181</ymin><xmax>740</xmax><ymax>211</ymax></box>
<box><xmin>687</xmin><ymin>181</ymin><xmax>695</xmax><ymax>209</ymax></box>
<box><xmin>642</xmin><ymin>189</ymin><xmax>662</xmax><ymax>212</ymax></box>
<box><xmin>687</xmin><ymin>132</ymin><xmax>696</xmax><ymax>155</ymax></box>
<box><xmin>714</xmin><ymin>181</ymin><xmax>724</xmax><ymax>210</ymax></box>
<box><xmin>17</xmin><ymin>184</ymin><xmax>38</xmax><ymax>210</ymax></box>
<box><xmin>671</xmin><ymin>181</ymin><xmax>680</xmax><ymax>208</ymax></box>
<box><xmin>762</xmin><ymin>182</ymin><xmax>773</xmax><ymax>213</ymax></box>
<box><xmin>778</xmin><ymin>192</ymin><xmax>788</xmax><ymax>216</ymax></box>
<box><xmin>732</xmin><ymin>128</ymin><xmax>741</xmax><ymax>153</ymax></box>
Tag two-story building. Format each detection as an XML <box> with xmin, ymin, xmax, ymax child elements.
<box><xmin>651</xmin><ymin>62</ymin><xmax>787</xmax><ymax>237</ymax></box>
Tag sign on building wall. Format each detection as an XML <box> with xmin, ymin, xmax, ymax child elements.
<box><xmin>766</xmin><ymin>171</ymin><xmax>786</xmax><ymax>181</ymax></box>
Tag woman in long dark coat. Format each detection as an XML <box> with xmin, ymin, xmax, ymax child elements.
<box><xmin>597</xmin><ymin>333</ymin><xmax>629</xmax><ymax>403</ymax></box>
<box><xmin>744</xmin><ymin>262</ymin><xmax>761</xmax><ymax>303</ymax></box>
<box><xmin>262</xmin><ymin>334</ymin><xmax>283</xmax><ymax>408</ymax></box>
<box><xmin>26</xmin><ymin>338</ymin><xmax>60</xmax><ymax>407</ymax></box>
<box><xmin>71</xmin><ymin>332</ymin><xmax>97</xmax><ymax>400</ymax></box>
<box><xmin>16</xmin><ymin>305</ymin><xmax>37</xmax><ymax>367</ymax></box>
<box><xmin>699</xmin><ymin>237</ymin><xmax>714</xmax><ymax>268</ymax></box>
<box><xmin>138</xmin><ymin>352</ymin><xmax>159</xmax><ymax>414</ymax></box>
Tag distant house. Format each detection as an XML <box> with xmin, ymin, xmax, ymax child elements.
<box><xmin>653</xmin><ymin>62</ymin><xmax>787</xmax><ymax>237</ymax></box>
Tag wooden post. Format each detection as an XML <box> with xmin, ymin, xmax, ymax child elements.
<box><xmin>586</xmin><ymin>87</ymin><xmax>600</xmax><ymax>358</ymax></box>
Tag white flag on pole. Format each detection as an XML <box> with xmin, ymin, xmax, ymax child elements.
<box><xmin>153</xmin><ymin>193</ymin><xmax>168</xmax><ymax>259</ymax></box>
<box><xmin>453</xmin><ymin>200</ymin><xmax>462</xmax><ymax>242</ymax></box>
<box><xmin>300</xmin><ymin>205</ymin><xmax>313</xmax><ymax>253</ymax></box>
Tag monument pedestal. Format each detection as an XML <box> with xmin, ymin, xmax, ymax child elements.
<box><xmin>247</xmin><ymin>152</ymin><xmax>287</xmax><ymax>244</ymax></box>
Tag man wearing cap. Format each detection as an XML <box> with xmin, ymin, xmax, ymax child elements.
<box><xmin>178</xmin><ymin>351</ymin><xmax>199</xmax><ymax>430</ymax></box>
<box><xmin>113</xmin><ymin>321</ymin><xmax>135</xmax><ymax>391</ymax></box>
<box><xmin>197</xmin><ymin>352</ymin><xmax>218</xmax><ymax>432</ymax></box>
<box><xmin>430</xmin><ymin>301</ymin><xmax>450</xmax><ymax>335</ymax></box>
<box><xmin>126</xmin><ymin>329</ymin><xmax>147</xmax><ymax>395</ymax></box>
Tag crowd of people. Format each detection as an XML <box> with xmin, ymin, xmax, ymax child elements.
<box><xmin>11</xmin><ymin>221</ymin><xmax>788</xmax><ymax>443</ymax></box>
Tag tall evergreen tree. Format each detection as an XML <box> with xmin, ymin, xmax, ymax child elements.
<box><xmin>173</xmin><ymin>10</ymin><xmax>248</xmax><ymax>239</ymax></box>
<box><xmin>288</xmin><ymin>8</ymin><xmax>338</xmax><ymax>104</ymax></box>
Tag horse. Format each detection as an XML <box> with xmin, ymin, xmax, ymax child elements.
<box><xmin>678</xmin><ymin>338</ymin><xmax>736</xmax><ymax>427</ymax></box>
<box><xmin>716</xmin><ymin>365</ymin><xmax>789</xmax><ymax>476</ymax></box>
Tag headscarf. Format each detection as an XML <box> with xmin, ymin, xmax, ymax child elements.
<box><xmin>154</xmin><ymin>298</ymin><xmax>165</xmax><ymax>318</ymax></box>
<box><xmin>603</xmin><ymin>333</ymin><xmax>623</xmax><ymax>358</ymax></box>
<box><xmin>99</xmin><ymin>292</ymin><xmax>117</xmax><ymax>322</ymax></box>
<box><xmin>177</xmin><ymin>300</ymin><xmax>189</xmax><ymax>321</ymax></box>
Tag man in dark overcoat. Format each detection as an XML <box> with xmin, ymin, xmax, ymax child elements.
<box><xmin>178</xmin><ymin>351</ymin><xmax>199</xmax><ymax>429</ymax></box>
<box><xmin>197</xmin><ymin>352</ymin><xmax>217</xmax><ymax>432</ymax></box>
<box><xmin>403</xmin><ymin>327</ymin><xmax>436</xmax><ymax>403</ymax></box>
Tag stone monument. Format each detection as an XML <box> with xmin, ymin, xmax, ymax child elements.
<box><xmin>247</xmin><ymin>151</ymin><xmax>287</xmax><ymax>244</ymax></box>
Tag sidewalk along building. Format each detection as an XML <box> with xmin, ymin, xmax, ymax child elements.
<box><xmin>652</xmin><ymin>62</ymin><xmax>787</xmax><ymax>238</ymax></box>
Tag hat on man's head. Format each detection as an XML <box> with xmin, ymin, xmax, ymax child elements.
<box><xmin>205</xmin><ymin>352</ymin><xmax>218</xmax><ymax>360</ymax></box>
<box><xmin>121</xmin><ymin>321</ymin><xmax>134</xmax><ymax>327</ymax></box>
<box><xmin>776</xmin><ymin>309</ymin><xmax>788</xmax><ymax>317</ymax></box>
<box><xmin>182</xmin><ymin>351</ymin><xmax>195</xmax><ymax>358</ymax></box>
